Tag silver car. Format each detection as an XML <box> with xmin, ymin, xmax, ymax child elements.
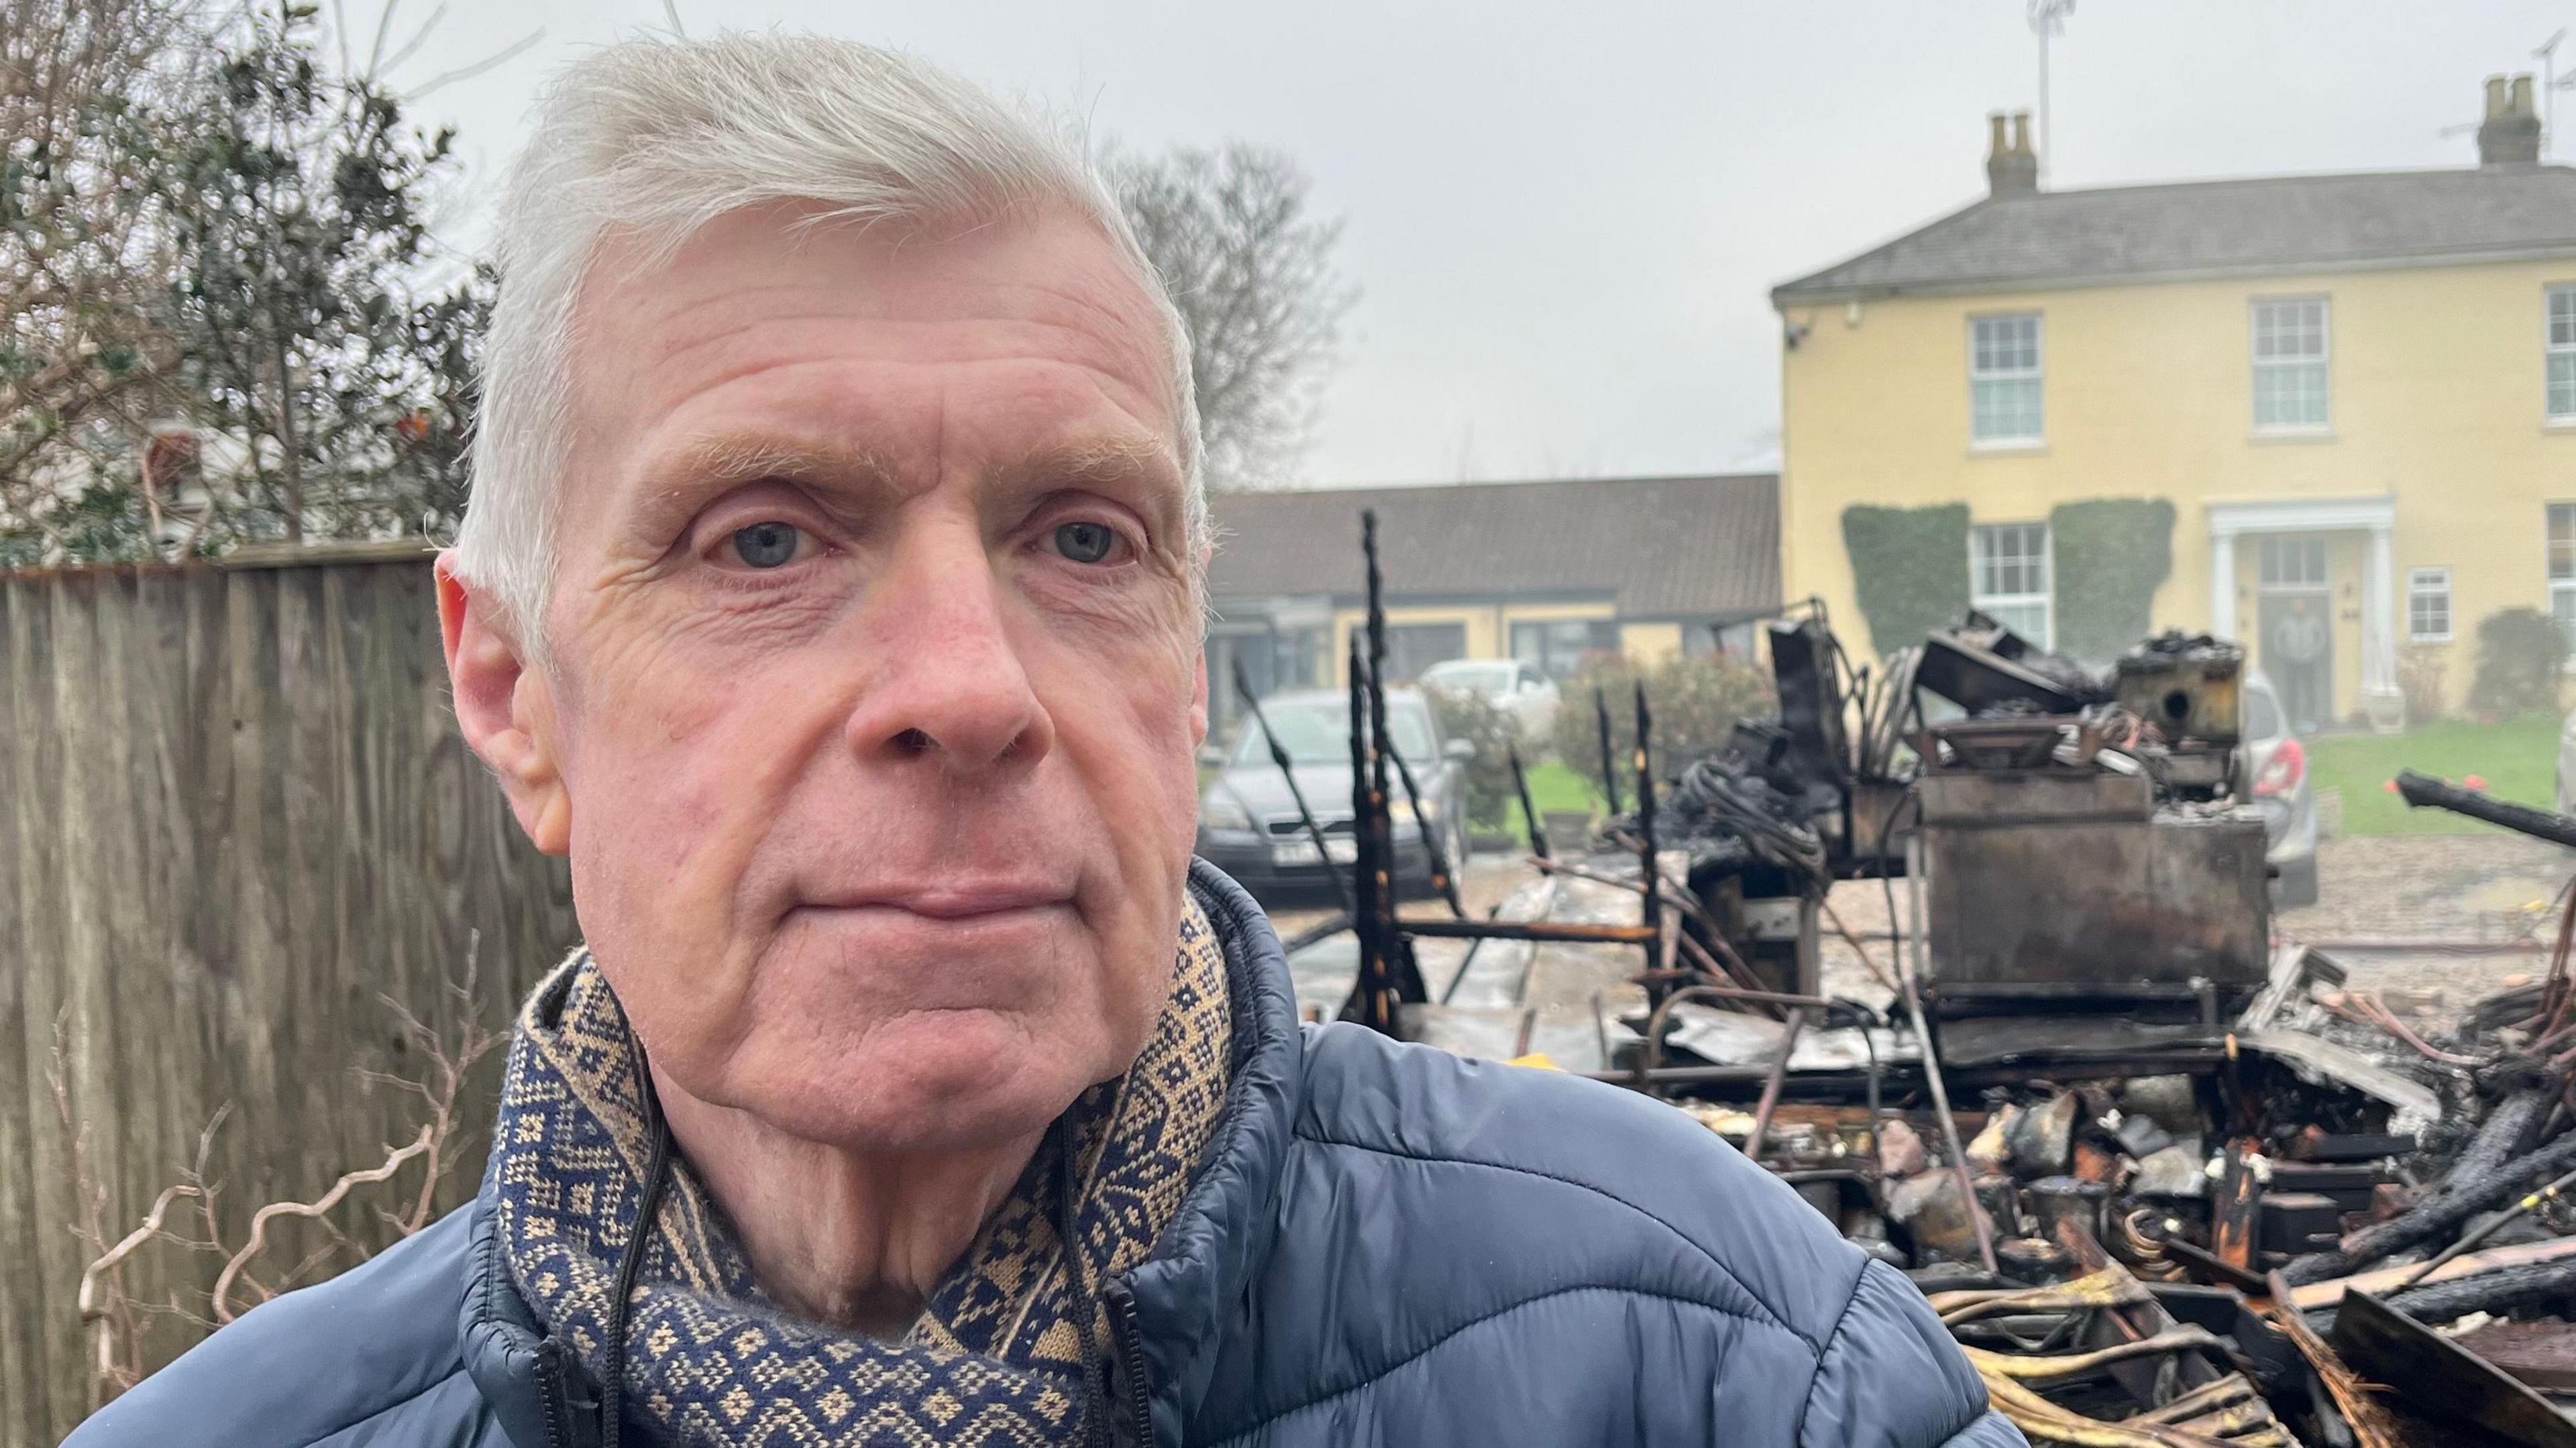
<box><xmin>1418</xmin><ymin>657</ymin><xmax>1561</xmax><ymax>741</ymax></box>
<box><xmin>2240</xmin><ymin>671</ymin><xmax>2319</xmax><ymax>907</ymax></box>
<box><xmin>2558</xmin><ymin>705</ymin><xmax>2576</xmax><ymax>816</ymax></box>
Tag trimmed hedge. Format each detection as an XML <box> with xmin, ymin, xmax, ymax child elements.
<box><xmin>1841</xmin><ymin>503</ymin><xmax>1969</xmax><ymax>656</ymax></box>
<box><xmin>2048</xmin><ymin>498</ymin><xmax>2176</xmax><ymax>664</ymax></box>
<box><xmin>2466</xmin><ymin>607</ymin><xmax>2567</xmax><ymax>719</ymax></box>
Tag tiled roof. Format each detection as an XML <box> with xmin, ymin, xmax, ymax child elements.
<box><xmin>1773</xmin><ymin>164</ymin><xmax>2576</xmax><ymax>303</ymax></box>
<box><xmin>1206</xmin><ymin>473</ymin><xmax>1779</xmax><ymax>618</ymax></box>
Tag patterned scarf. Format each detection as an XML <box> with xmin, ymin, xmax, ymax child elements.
<box><xmin>489</xmin><ymin>899</ymin><xmax>1234</xmax><ymax>1446</ymax></box>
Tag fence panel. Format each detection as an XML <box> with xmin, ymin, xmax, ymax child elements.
<box><xmin>0</xmin><ymin>552</ymin><xmax>580</xmax><ymax>1445</ymax></box>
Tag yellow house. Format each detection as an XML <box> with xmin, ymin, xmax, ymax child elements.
<box><xmin>1202</xmin><ymin>474</ymin><xmax>1778</xmax><ymax>737</ymax></box>
<box><xmin>1773</xmin><ymin>76</ymin><xmax>2576</xmax><ymax>731</ymax></box>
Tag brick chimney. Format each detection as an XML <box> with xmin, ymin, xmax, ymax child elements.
<box><xmin>1986</xmin><ymin>111</ymin><xmax>2038</xmax><ymax>197</ymax></box>
<box><xmin>2478</xmin><ymin>73</ymin><xmax>2540</xmax><ymax>166</ymax></box>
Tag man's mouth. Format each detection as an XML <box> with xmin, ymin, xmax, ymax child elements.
<box><xmin>793</xmin><ymin>881</ymin><xmax>1077</xmax><ymax>922</ymax></box>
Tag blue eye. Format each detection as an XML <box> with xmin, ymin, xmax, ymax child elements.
<box><xmin>1054</xmin><ymin>520</ymin><xmax>1116</xmax><ymax>564</ymax></box>
<box><xmin>731</xmin><ymin>522</ymin><xmax>801</xmax><ymax>568</ymax></box>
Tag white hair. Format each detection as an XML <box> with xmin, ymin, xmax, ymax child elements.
<box><xmin>453</xmin><ymin>34</ymin><xmax>1204</xmax><ymax>643</ymax></box>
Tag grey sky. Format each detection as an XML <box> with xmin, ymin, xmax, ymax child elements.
<box><xmin>389</xmin><ymin>1</ymin><xmax>2576</xmax><ymax>487</ymax></box>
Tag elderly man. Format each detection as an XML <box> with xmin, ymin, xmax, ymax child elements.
<box><xmin>70</xmin><ymin>35</ymin><xmax>2016</xmax><ymax>1448</ymax></box>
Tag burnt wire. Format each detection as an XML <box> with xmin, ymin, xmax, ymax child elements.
<box><xmin>1664</xmin><ymin>756</ymin><xmax>1829</xmax><ymax>887</ymax></box>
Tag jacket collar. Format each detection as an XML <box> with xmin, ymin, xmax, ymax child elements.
<box><xmin>1109</xmin><ymin>861</ymin><xmax>1307</xmax><ymax>1447</ymax></box>
<box><xmin>455</xmin><ymin>859</ymin><xmax>1305</xmax><ymax>1448</ymax></box>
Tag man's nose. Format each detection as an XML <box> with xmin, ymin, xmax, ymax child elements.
<box><xmin>845</xmin><ymin>519</ymin><xmax>1054</xmax><ymax>773</ymax></box>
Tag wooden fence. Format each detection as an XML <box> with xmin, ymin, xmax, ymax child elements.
<box><xmin>0</xmin><ymin>548</ymin><xmax>581</xmax><ymax>1445</ymax></box>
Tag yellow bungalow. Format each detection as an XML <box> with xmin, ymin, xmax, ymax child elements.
<box><xmin>1203</xmin><ymin>473</ymin><xmax>1778</xmax><ymax>737</ymax></box>
<box><xmin>1772</xmin><ymin>76</ymin><xmax>2576</xmax><ymax>731</ymax></box>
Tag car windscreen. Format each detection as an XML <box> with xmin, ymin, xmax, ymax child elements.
<box><xmin>1232</xmin><ymin>700</ymin><xmax>1436</xmax><ymax>767</ymax></box>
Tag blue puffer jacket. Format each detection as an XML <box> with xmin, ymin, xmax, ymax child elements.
<box><xmin>68</xmin><ymin>862</ymin><xmax>2021</xmax><ymax>1447</ymax></box>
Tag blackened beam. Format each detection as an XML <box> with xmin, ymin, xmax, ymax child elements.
<box><xmin>1396</xmin><ymin>917</ymin><xmax>1660</xmax><ymax>944</ymax></box>
<box><xmin>1633</xmin><ymin>680</ymin><xmax>1664</xmax><ymax>994</ymax></box>
<box><xmin>1593</xmin><ymin>686</ymin><xmax>1621</xmax><ymax>816</ymax></box>
<box><xmin>1508</xmin><ymin>742</ymin><xmax>1550</xmax><ymax>862</ymax></box>
<box><xmin>1234</xmin><ymin>658</ymin><xmax>1353</xmax><ymax>917</ymax></box>
<box><xmin>1387</xmin><ymin>743</ymin><xmax>1466</xmax><ymax>917</ymax></box>
<box><xmin>2396</xmin><ymin>770</ymin><xmax>2576</xmax><ymax>848</ymax></box>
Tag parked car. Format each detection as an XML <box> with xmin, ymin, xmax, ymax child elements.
<box><xmin>1419</xmin><ymin>657</ymin><xmax>1562</xmax><ymax>740</ymax></box>
<box><xmin>2559</xmin><ymin>704</ymin><xmax>2576</xmax><ymax>817</ymax></box>
<box><xmin>1196</xmin><ymin>688</ymin><xmax>1473</xmax><ymax>899</ymax></box>
<box><xmin>2239</xmin><ymin>671</ymin><xmax>2319</xmax><ymax>908</ymax></box>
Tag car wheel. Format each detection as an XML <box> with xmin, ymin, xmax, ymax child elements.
<box><xmin>2274</xmin><ymin>854</ymin><xmax>2319</xmax><ymax>911</ymax></box>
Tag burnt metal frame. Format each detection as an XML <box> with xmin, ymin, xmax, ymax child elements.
<box><xmin>1328</xmin><ymin>508</ymin><xmax>1662</xmax><ymax>1039</ymax></box>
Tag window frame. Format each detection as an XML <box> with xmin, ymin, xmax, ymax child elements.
<box><xmin>2258</xmin><ymin>535</ymin><xmax>2330</xmax><ymax>592</ymax></box>
<box><xmin>1968</xmin><ymin>520</ymin><xmax>2054</xmax><ymax>648</ymax></box>
<box><xmin>2549</xmin><ymin>285</ymin><xmax>2576</xmax><ymax>424</ymax></box>
<box><xmin>1967</xmin><ymin>312</ymin><xmax>2045</xmax><ymax>449</ymax></box>
<box><xmin>1509</xmin><ymin>617</ymin><xmax>1621</xmax><ymax>682</ymax></box>
<box><xmin>2406</xmin><ymin>566</ymin><xmax>2453</xmax><ymax>644</ymax></box>
<box><xmin>2250</xmin><ymin>295</ymin><xmax>2332</xmax><ymax>435</ymax></box>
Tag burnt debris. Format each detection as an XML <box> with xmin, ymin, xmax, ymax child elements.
<box><xmin>1275</xmin><ymin>521</ymin><xmax>2576</xmax><ymax>1437</ymax></box>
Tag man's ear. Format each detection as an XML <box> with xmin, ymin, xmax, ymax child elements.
<box><xmin>1189</xmin><ymin>644</ymin><xmax>1210</xmax><ymax>748</ymax></box>
<box><xmin>437</xmin><ymin>553</ymin><xmax>572</xmax><ymax>856</ymax></box>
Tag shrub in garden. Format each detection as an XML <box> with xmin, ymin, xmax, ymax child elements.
<box><xmin>1548</xmin><ymin>653</ymin><xmax>1778</xmax><ymax>805</ymax></box>
<box><xmin>2396</xmin><ymin>643</ymin><xmax>2448</xmax><ymax>726</ymax></box>
<box><xmin>1423</xmin><ymin>684</ymin><xmax>1524</xmax><ymax>828</ymax></box>
<box><xmin>2464</xmin><ymin>608</ymin><xmax>2567</xmax><ymax>720</ymax></box>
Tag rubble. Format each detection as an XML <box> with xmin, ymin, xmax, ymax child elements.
<box><xmin>1587</xmin><ymin>612</ymin><xmax>2576</xmax><ymax>1438</ymax></box>
<box><xmin>1307</xmin><ymin>509</ymin><xmax>2576</xmax><ymax>1437</ymax></box>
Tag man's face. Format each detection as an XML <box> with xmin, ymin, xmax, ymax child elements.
<box><xmin>449</xmin><ymin>203</ymin><xmax>1206</xmax><ymax>1153</ymax></box>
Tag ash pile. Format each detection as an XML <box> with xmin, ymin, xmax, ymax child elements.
<box><xmin>1587</xmin><ymin>609</ymin><xmax>2576</xmax><ymax>1446</ymax></box>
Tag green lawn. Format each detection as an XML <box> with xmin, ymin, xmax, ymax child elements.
<box><xmin>2307</xmin><ymin>712</ymin><xmax>2561</xmax><ymax>836</ymax></box>
<box><xmin>1485</xmin><ymin>759</ymin><xmax>1605</xmax><ymax>840</ymax></box>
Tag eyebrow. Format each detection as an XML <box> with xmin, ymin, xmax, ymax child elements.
<box><xmin>990</xmin><ymin>434</ymin><xmax>1189</xmax><ymax>545</ymax></box>
<box><xmin>639</xmin><ymin>433</ymin><xmax>910</xmax><ymax>500</ymax></box>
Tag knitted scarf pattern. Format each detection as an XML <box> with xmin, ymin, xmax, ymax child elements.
<box><xmin>489</xmin><ymin>899</ymin><xmax>1233</xmax><ymax>1446</ymax></box>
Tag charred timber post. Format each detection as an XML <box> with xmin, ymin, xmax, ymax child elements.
<box><xmin>1358</xmin><ymin>510</ymin><xmax>1428</xmax><ymax>1020</ymax></box>
<box><xmin>1634</xmin><ymin>681</ymin><xmax>1664</xmax><ymax>997</ymax></box>
<box><xmin>1234</xmin><ymin>658</ymin><xmax>1354</xmax><ymax>917</ymax></box>
<box><xmin>2381</xmin><ymin>1254</ymin><xmax>2576</xmax><ymax>1326</ymax></box>
<box><xmin>1351</xmin><ymin>502</ymin><xmax>1461</xmax><ymax>921</ymax></box>
<box><xmin>1388</xmin><ymin>744</ymin><xmax>1466</xmax><ymax>918</ymax></box>
<box><xmin>2397</xmin><ymin>1160</ymin><xmax>2576</xmax><ymax>1292</ymax></box>
<box><xmin>1509</xmin><ymin>742</ymin><xmax>1550</xmax><ymax>862</ymax></box>
<box><xmin>2324</xmin><ymin>1113</ymin><xmax>2576</xmax><ymax>1281</ymax></box>
<box><xmin>2395</xmin><ymin>769</ymin><xmax>2576</xmax><ymax>848</ymax></box>
<box><xmin>2284</xmin><ymin>1084</ymin><xmax>2556</xmax><ymax>1284</ymax></box>
<box><xmin>1343</xmin><ymin>632</ymin><xmax>1387</xmax><ymax>1032</ymax></box>
<box><xmin>1595</xmin><ymin>687</ymin><xmax>1622</xmax><ymax>816</ymax></box>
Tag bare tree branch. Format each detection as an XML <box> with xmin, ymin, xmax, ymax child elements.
<box><xmin>1110</xmin><ymin>143</ymin><xmax>1356</xmax><ymax>490</ymax></box>
<box><xmin>65</xmin><ymin>940</ymin><xmax>505</xmax><ymax>1402</ymax></box>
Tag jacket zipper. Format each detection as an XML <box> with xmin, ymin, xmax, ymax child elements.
<box><xmin>533</xmin><ymin>1339</ymin><xmax>574</xmax><ymax>1448</ymax></box>
<box><xmin>1102</xmin><ymin>1278</ymin><xmax>1157</xmax><ymax>1448</ymax></box>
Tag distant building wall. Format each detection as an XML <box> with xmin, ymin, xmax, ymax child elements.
<box><xmin>1780</xmin><ymin>256</ymin><xmax>2576</xmax><ymax>719</ymax></box>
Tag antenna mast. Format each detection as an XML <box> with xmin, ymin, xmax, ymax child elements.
<box><xmin>2029</xmin><ymin>0</ymin><xmax>2076</xmax><ymax>183</ymax></box>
